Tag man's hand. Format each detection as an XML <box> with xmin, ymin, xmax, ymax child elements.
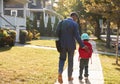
<box><xmin>82</xmin><ymin>45</ymin><xmax>89</xmax><ymax>52</ymax></box>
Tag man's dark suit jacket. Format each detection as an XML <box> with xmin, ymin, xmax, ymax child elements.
<box><xmin>56</xmin><ymin>18</ymin><xmax>84</xmax><ymax>51</ymax></box>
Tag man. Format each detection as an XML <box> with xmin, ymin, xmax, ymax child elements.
<box><xmin>56</xmin><ymin>12</ymin><xmax>88</xmax><ymax>83</ymax></box>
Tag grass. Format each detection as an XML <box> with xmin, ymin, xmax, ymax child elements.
<box><xmin>27</xmin><ymin>40</ymin><xmax>56</xmax><ymax>48</ymax></box>
<box><xmin>95</xmin><ymin>39</ymin><xmax>116</xmax><ymax>53</ymax></box>
<box><xmin>0</xmin><ymin>46</ymin><xmax>59</xmax><ymax>84</ymax></box>
<box><xmin>99</xmin><ymin>55</ymin><xmax>120</xmax><ymax>84</ymax></box>
<box><xmin>2</xmin><ymin>38</ymin><xmax>120</xmax><ymax>84</ymax></box>
<box><xmin>96</xmin><ymin>39</ymin><xmax>120</xmax><ymax>84</ymax></box>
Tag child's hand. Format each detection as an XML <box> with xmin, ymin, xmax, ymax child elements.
<box><xmin>83</xmin><ymin>45</ymin><xmax>89</xmax><ymax>52</ymax></box>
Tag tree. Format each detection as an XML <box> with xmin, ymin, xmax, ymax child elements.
<box><xmin>40</xmin><ymin>12</ymin><xmax>45</xmax><ymax>36</ymax></box>
<box><xmin>54</xmin><ymin>0</ymin><xmax>77</xmax><ymax>17</ymax></box>
<box><xmin>53</xmin><ymin>16</ymin><xmax>59</xmax><ymax>36</ymax></box>
<box><xmin>81</xmin><ymin>0</ymin><xmax>120</xmax><ymax>64</ymax></box>
<box><xmin>73</xmin><ymin>0</ymin><xmax>85</xmax><ymax>35</ymax></box>
<box><xmin>26</xmin><ymin>17</ymin><xmax>33</xmax><ymax>30</ymax></box>
<box><xmin>54</xmin><ymin>0</ymin><xmax>87</xmax><ymax>34</ymax></box>
<box><xmin>46</xmin><ymin>16</ymin><xmax>52</xmax><ymax>36</ymax></box>
<box><xmin>33</xmin><ymin>13</ymin><xmax>37</xmax><ymax>30</ymax></box>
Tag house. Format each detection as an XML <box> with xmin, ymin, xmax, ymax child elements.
<box><xmin>0</xmin><ymin>0</ymin><xmax>28</xmax><ymax>42</ymax></box>
<box><xmin>0</xmin><ymin>0</ymin><xmax>63</xmax><ymax>42</ymax></box>
<box><xmin>27</xmin><ymin>0</ymin><xmax>63</xmax><ymax>35</ymax></box>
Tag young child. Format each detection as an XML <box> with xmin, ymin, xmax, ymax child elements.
<box><xmin>78</xmin><ymin>33</ymin><xmax>93</xmax><ymax>81</ymax></box>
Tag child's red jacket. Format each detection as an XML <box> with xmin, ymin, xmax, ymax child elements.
<box><xmin>78</xmin><ymin>41</ymin><xmax>92</xmax><ymax>59</ymax></box>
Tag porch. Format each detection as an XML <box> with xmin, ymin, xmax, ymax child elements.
<box><xmin>0</xmin><ymin>0</ymin><xmax>28</xmax><ymax>43</ymax></box>
<box><xmin>0</xmin><ymin>15</ymin><xmax>26</xmax><ymax>29</ymax></box>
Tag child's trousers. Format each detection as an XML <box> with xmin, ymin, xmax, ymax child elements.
<box><xmin>79</xmin><ymin>59</ymin><xmax>89</xmax><ymax>80</ymax></box>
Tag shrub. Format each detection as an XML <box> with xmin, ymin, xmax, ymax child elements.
<box><xmin>34</xmin><ymin>33</ymin><xmax>40</xmax><ymax>39</ymax></box>
<box><xmin>31</xmin><ymin>29</ymin><xmax>40</xmax><ymax>40</ymax></box>
<box><xmin>26</xmin><ymin>30</ymin><xmax>33</xmax><ymax>41</ymax></box>
<box><xmin>19</xmin><ymin>30</ymin><xmax>28</xmax><ymax>44</ymax></box>
<box><xmin>0</xmin><ymin>29</ymin><xmax>15</xmax><ymax>47</ymax></box>
<box><xmin>4</xmin><ymin>36</ymin><xmax>14</xmax><ymax>46</ymax></box>
<box><xmin>8</xmin><ymin>30</ymin><xmax>16</xmax><ymax>40</ymax></box>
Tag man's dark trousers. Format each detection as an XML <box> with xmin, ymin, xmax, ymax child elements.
<box><xmin>59</xmin><ymin>48</ymin><xmax>74</xmax><ymax>77</ymax></box>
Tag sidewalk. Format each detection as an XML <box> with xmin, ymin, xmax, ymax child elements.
<box><xmin>55</xmin><ymin>40</ymin><xmax>104</xmax><ymax>84</ymax></box>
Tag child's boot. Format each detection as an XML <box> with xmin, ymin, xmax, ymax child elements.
<box><xmin>84</xmin><ymin>76</ymin><xmax>88</xmax><ymax>83</ymax></box>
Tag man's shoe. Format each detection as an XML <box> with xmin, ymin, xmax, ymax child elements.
<box><xmin>68</xmin><ymin>77</ymin><xmax>73</xmax><ymax>81</ymax></box>
<box><xmin>58</xmin><ymin>74</ymin><xmax>63</xmax><ymax>83</ymax></box>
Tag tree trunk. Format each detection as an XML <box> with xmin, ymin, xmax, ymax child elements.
<box><xmin>77</xmin><ymin>18</ymin><xmax>82</xmax><ymax>35</ymax></box>
<box><xmin>95</xmin><ymin>20</ymin><xmax>101</xmax><ymax>39</ymax></box>
<box><xmin>116</xmin><ymin>21</ymin><xmax>120</xmax><ymax>65</ymax></box>
<box><xmin>106</xmin><ymin>20</ymin><xmax>111</xmax><ymax>48</ymax></box>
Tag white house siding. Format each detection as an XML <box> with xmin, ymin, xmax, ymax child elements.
<box><xmin>0</xmin><ymin>0</ymin><xmax>3</xmax><ymax>27</ymax></box>
<box><xmin>43</xmin><ymin>8</ymin><xmax>63</xmax><ymax>29</ymax></box>
<box><xmin>0</xmin><ymin>0</ymin><xmax>27</xmax><ymax>28</ymax></box>
<box><xmin>27</xmin><ymin>0</ymin><xmax>63</xmax><ymax>29</ymax></box>
<box><xmin>3</xmin><ymin>15</ymin><xmax>26</xmax><ymax>28</ymax></box>
<box><xmin>28</xmin><ymin>8</ymin><xmax>63</xmax><ymax>29</ymax></box>
<box><xmin>4</xmin><ymin>0</ymin><xmax>27</xmax><ymax>5</ymax></box>
<box><xmin>0</xmin><ymin>0</ymin><xmax>3</xmax><ymax>15</ymax></box>
<box><xmin>0</xmin><ymin>0</ymin><xmax>27</xmax><ymax>42</ymax></box>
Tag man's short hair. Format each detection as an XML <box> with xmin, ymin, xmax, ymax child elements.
<box><xmin>70</xmin><ymin>12</ymin><xmax>78</xmax><ymax>17</ymax></box>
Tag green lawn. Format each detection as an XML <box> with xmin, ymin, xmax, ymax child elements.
<box><xmin>95</xmin><ymin>39</ymin><xmax>116</xmax><ymax>53</ymax></box>
<box><xmin>0</xmin><ymin>46</ymin><xmax>59</xmax><ymax>84</ymax></box>
<box><xmin>99</xmin><ymin>55</ymin><xmax>120</xmax><ymax>84</ymax></box>
<box><xmin>27</xmin><ymin>40</ymin><xmax>56</xmax><ymax>48</ymax></box>
<box><xmin>1</xmin><ymin>39</ymin><xmax>120</xmax><ymax>84</ymax></box>
<box><xmin>96</xmin><ymin>39</ymin><xmax>120</xmax><ymax>84</ymax></box>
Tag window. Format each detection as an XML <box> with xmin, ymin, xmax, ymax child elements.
<box><xmin>11</xmin><ymin>10</ymin><xmax>17</xmax><ymax>16</ymax></box>
<box><xmin>18</xmin><ymin>10</ymin><xmax>23</xmax><ymax>17</ymax></box>
<box><xmin>32</xmin><ymin>0</ymin><xmax>36</xmax><ymax>6</ymax></box>
<box><xmin>4</xmin><ymin>10</ymin><xmax>11</xmax><ymax>15</ymax></box>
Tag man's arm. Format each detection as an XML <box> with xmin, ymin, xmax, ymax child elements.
<box><xmin>74</xmin><ymin>23</ymin><xmax>84</xmax><ymax>47</ymax></box>
<box><xmin>74</xmin><ymin>23</ymin><xmax>89</xmax><ymax>51</ymax></box>
<box><xmin>56</xmin><ymin>21</ymin><xmax>63</xmax><ymax>37</ymax></box>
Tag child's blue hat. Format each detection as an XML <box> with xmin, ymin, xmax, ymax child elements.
<box><xmin>81</xmin><ymin>33</ymin><xmax>89</xmax><ymax>40</ymax></box>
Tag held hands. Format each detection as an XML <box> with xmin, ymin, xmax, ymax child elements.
<box><xmin>82</xmin><ymin>45</ymin><xmax>89</xmax><ymax>52</ymax></box>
